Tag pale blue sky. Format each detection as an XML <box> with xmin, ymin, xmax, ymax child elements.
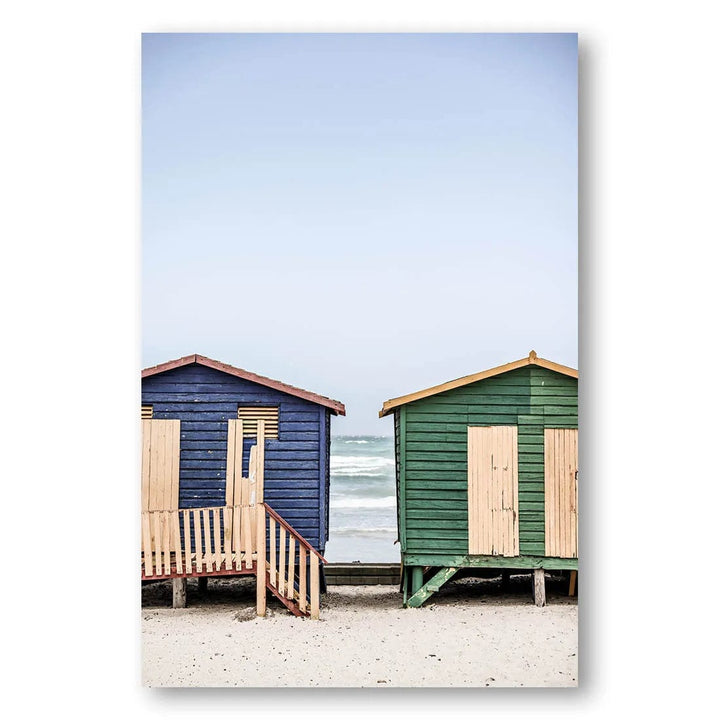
<box><xmin>142</xmin><ymin>33</ymin><xmax>577</xmax><ymax>435</ymax></box>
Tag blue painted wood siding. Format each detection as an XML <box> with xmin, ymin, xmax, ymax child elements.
<box><xmin>142</xmin><ymin>364</ymin><xmax>330</xmax><ymax>554</ymax></box>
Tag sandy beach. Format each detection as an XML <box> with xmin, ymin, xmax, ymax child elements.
<box><xmin>142</xmin><ymin>574</ymin><xmax>577</xmax><ymax>687</ymax></box>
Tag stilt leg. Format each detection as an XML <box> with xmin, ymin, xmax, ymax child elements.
<box><xmin>256</xmin><ymin>506</ymin><xmax>267</xmax><ymax>617</ymax></box>
<box><xmin>411</xmin><ymin>566</ymin><xmax>423</xmax><ymax>596</ymax></box>
<box><xmin>501</xmin><ymin>570</ymin><xmax>510</xmax><ymax>590</ymax></box>
<box><xmin>533</xmin><ymin>568</ymin><xmax>546</xmax><ymax>607</ymax></box>
<box><xmin>172</xmin><ymin>578</ymin><xmax>187</xmax><ymax>609</ymax></box>
<box><xmin>197</xmin><ymin>576</ymin><xmax>208</xmax><ymax>595</ymax></box>
<box><xmin>569</xmin><ymin>570</ymin><xmax>577</xmax><ymax>597</ymax></box>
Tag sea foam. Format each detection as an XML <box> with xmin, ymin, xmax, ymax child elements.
<box><xmin>332</xmin><ymin>496</ymin><xmax>396</xmax><ymax>509</ymax></box>
<box><xmin>330</xmin><ymin>455</ymin><xmax>395</xmax><ymax>477</ymax></box>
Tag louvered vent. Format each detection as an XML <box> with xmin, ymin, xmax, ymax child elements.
<box><xmin>141</xmin><ymin>405</ymin><xmax>153</xmax><ymax>419</ymax></box>
<box><xmin>237</xmin><ymin>406</ymin><xmax>279</xmax><ymax>438</ymax></box>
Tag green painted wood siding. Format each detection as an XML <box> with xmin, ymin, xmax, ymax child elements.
<box><xmin>399</xmin><ymin>365</ymin><xmax>577</xmax><ymax>558</ymax></box>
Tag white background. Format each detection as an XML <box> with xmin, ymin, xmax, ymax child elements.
<box><xmin>2</xmin><ymin>0</ymin><xmax>717</xmax><ymax>715</ymax></box>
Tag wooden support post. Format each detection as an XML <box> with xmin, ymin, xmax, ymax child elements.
<box><xmin>279</xmin><ymin>527</ymin><xmax>286</xmax><ymax>596</ymax></box>
<box><xmin>310</xmin><ymin>553</ymin><xmax>320</xmax><ymax>620</ymax></box>
<box><xmin>411</xmin><ymin>566</ymin><xmax>423</xmax><ymax>596</ymax></box>
<box><xmin>256</xmin><ymin>504</ymin><xmax>267</xmax><ymax>617</ymax></box>
<box><xmin>269</xmin><ymin>517</ymin><xmax>277</xmax><ymax>588</ymax></box>
<box><xmin>299</xmin><ymin>546</ymin><xmax>307</xmax><ymax>614</ymax></box>
<box><xmin>172</xmin><ymin>578</ymin><xmax>187</xmax><ymax>609</ymax></box>
<box><xmin>501</xmin><ymin>570</ymin><xmax>510</xmax><ymax>590</ymax></box>
<box><xmin>197</xmin><ymin>576</ymin><xmax>208</xmax><ymax>595</ymax></box>
<box><xmin>287</xmin><ymin>537</ymin><xmax>296</xmax><ymax>599</ymax></box>
<box><xmin>569</xmin><ymin>570</ymin><xmax>577</xmax><ymax>597</ymax></box>
<box><xmin>533</xmin><ymin>568</ymin><xmax>546</xmax><ymax>607</ymax></box>
<box><xmin>256</xmin><ymin>420</ymin><xmax>265</xmax><ymax>503</ymax></box>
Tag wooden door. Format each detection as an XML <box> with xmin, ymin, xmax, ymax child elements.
<box><xmin>467</xmin><ymin>425</ymin><xmax>519</xmax><ymax>556</ymax></box>
<box><xmin>544</xmin><ymin>428</ymin><xmax>578</xmax><ymax>558</ymax></box>
<box><xmin>141</xmin><ymin>419</ymin><xmax>180</xmax><ymax>511</ymax></box>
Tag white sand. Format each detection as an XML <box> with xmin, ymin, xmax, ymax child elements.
<box><xmin>142</xmin><ymin>576</ymin><xmax>577</xmax><ymax>687</ymax></box>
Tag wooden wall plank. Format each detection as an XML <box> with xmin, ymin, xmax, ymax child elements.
<box><xmin>152</xmin><ymin>511</ymin><xmax>162</xmax><ymax>575</ymax></box>
<box><xmin>142</xmin><ymin>512</ymin><xmax>153</xmax><ymax>576</ymax></box>
<box><xmin>243</xmin><ymin>505</ymin><xmax>252</xmax><ymax>569</ymax></box>
<box><xmin>248</xmin><ymin>444</ymin><xmax>258</xmax><ymax>505</ymax></box>
<box><xmin>233</xmin><ymin>502</ymin><xmax>242</xmax><ymax>567</ymax></box>
<box><xmin>544</xmin><ymin>430</ymin><xmax>553</xmax><ymax>557</ymax></box>
<box><xmin>223</xmin><ymin>506</ymin><xmax>232</xmax><ymax>570</ymax></box>
<box><xmin>173</xmin><ymin>511</ymin><xmax>183</xmax><ymax>574</ymax></box>
<box><xmin>212</xmin><ymin>508</ymin><xmax>221</xmax><ymax>571</ymax></box>
<box><xmin>183</xmin><ymin>510</ymin><xmax>192</xmax><ymax>574</ymax></box>
<box><xmin>193</xmin><ymin>509</ymin><xmax>202</xmax><ymax>573</ymax></box>
<box><xmin>149</xmin><ymin>422</ymin><xmax>160</xmax><ymax>512</ymax></box>
<box><xmin>169</xmin><ymin>420</ymin><xmax>180</xmax><ymax>511</ymax></box>
<box><xmin>202</xmin><ymin>509</ymin><xmax>212</xmax><ymax>572</ymax></box>
<box><xmin>162</xmin><ymin>510</ymin><xmax>171</xmax><ymax>575</ymax></box>
<box><xmin>141</xmin><ymin>420</ymin><xmax>151</xmax><ymax>511</ymax></box>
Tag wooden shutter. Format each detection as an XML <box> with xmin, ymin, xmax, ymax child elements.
<box><xmin>141</xmin><ymin>405</ymin><xmax>153</xmax><ymax>419</ymax></box>
<box><xmin>544</xmin><ymin>428</ymin><xmax>578</xmax><ymax>558</ymax></box>
<box><xmin>141</xmin><ymin>419</ymin><xmax>180</xmax><ymax>511</ymax></box>
<box><xmin>237</xmin><ymin>407</ymin><xmax>278</xmax><ymax>438</ymax></box>
<box><xmin>467</xmin><ymin>426</ymin><xmax>519</xmax><ymax>556</ymax></box>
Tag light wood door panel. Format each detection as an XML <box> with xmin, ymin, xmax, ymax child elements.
<box><xmin>467</xmin><ymin>425</ymin><xmax>519</xmax><ymax>556</ymax></box>
<box><xmin>544</xmin><ymin>428</ymin><xmax>578</xmax><ymax>558</ymax></box>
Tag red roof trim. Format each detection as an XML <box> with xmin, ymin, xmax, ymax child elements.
<box><xmin>142</xmin><ymin>354</ymin><xmax>346</xmax><ymax>416</ymax></box>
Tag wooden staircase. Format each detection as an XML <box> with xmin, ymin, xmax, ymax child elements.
<box><xmin>141</xmin><ymin>502</ymin><xmax>326</xmax><ymax>618</ymax></box>
<box><xmin>260</xmin><ymin>504</ymin><xmax>324</xmax><ymax>618</ymax></box>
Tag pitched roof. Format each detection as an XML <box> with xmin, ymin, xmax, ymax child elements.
<box><xmin>142</xmin><ymin>353</ymin><xmax>346</xmax><ymax>416</ymax></box>
<box><xmin>379</xmin><ymin>351</ymin><xmax>577</xmax><ymax>417</ymax></box>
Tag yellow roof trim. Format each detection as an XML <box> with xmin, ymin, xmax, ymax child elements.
<box><xmin>378</xmin><ymin>351</ymin><xmax>578</xmax><ymax>418</ymax></box>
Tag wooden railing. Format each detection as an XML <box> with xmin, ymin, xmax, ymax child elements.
<box><xmin>263</xmin><ymin>504</ymin><xmax>325</xmax><ymax>619</ymax></box>
<box><xmin>141</xmin><ymin>502</ymin><xmax>326</xmax><ymax>618</ymax></box>
<box><xmin>141</xmin><ymin>504</ymin><xmax>262</xmax><ymax>578</ymax></box>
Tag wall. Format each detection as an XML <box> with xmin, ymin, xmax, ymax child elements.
<box><xmin>399</xmin><ymin>365</ymin><xmax>578</xmax><ymax>560</ymax></box>
<box><xmin>142</xmin><ymin>363</ymin><xmax>329</xmax><ymax>553</ymax></box>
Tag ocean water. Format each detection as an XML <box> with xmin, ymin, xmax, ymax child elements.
<box><xmin>324</xmin><ymin>435</ymin><xmax>400</xmax><ymax>563</ymax></box>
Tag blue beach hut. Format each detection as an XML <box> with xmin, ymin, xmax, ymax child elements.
<box><xmin>140</xmin><ymin>353</ymin><xmax>345</xmax><ymax>618</ymax></box>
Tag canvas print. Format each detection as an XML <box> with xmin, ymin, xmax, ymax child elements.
<box><xmin>141</xmin><ymin>33</ymin><xmax>578</xmax><ymax>687</ymax></box>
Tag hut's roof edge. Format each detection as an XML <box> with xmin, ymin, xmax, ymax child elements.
<box><xmin>378</xmin><ymin>351</ymin><xmax>577</xmax><ymax>417</ymax></box>
<box><xmin>142</xmin><ymin>353</ymin><xmax>346</xmax><ymax>416</ymax></box>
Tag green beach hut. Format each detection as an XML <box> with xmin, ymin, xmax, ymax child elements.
<box><xmin>379</xmin><ymin>351</ymin><xmax>578</xmax><ymax>607</ymax></box>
